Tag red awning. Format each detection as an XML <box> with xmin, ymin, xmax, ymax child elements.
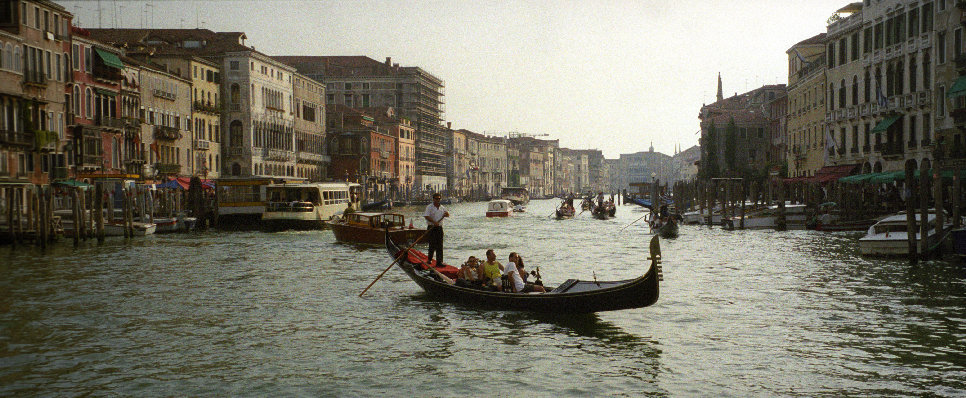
<box><xmin>809</xmin><ymin>164</ymin><xmax>858</xmax><ymax>184</ymax></box>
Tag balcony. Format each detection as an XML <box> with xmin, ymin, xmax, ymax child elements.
<box><xmin>81</xmin><ymin>154</ymin><xmax>102</xmax><ymax>168</ymax></box>
<box><xmin>96</xmin><ymin>115</ymin><xmax>126</xmax><ymax>130</ymax></box>
<box><xmin>0</xmin><ymin>129</ymin><xmax>33</xmax><ymax>147</ymax></box>
<box><xmin>194</xmin><ymin>139</ymin><xmax>210</xmax><ymax>150</ymax></box>
<box><xmin>227</xmin><ymin>147</ymin><xmax>246</xmax><ymax>156</ymax></box>
<box><xmin>50</xmin><ymin>167</ymin><xmax>69</xmax><ymax>179</ymax></box>
<box><xmin>881</xmin><ymin>143</ymin><xmax>904</xmax><ymax>157</ymax></box>
<box><xmin>193</xmin><ymin>100</ymin><xmax>222</xmax><ymax>114</ymax></box>
<box><xmin>122</xmin><ymin>117</ymin><xmax>142</xmax><ymax>128</ymax></box>
<box><xmin>153</xmin><ymin>89</ymin><xmax>177</xmax><ymax>101</ymax></box>
<box><xmin>154</xmin><ymin>125</ymin><xmax>182</xmax><ymax>140</ymax></box>
<box><xmin>297</xmin><ymin>152</ymin><xmax>328</xmax><ymax>163</ymax></box>
<box><xmin>952</xmin><ymin>108</ymin><xmax>966</xmax><ymax>124</ymax></box>
<box><xmin>155</xmin><ymin>163</ymin><xmax>181</xmax><ymax>175</ymax></box>
<box><xmin>229</xmin><ymin>103</ymin><xmax>241</xmax><ymax>112</ymax></box>
<box><xmin>263</xmin><ymin>148</ymin><xmax>293</xmax><ymax>161</ymax></box>
<box><xmin>23</xmin><ymin>70</ymin><xmax>46</xmax><ymax>87</ymax></box>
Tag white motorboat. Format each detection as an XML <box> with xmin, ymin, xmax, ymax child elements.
<box><xmin>727</xmin><ymin>203</ymin><xmax>808</xmax><ymax>230</ymax></box>
<box><xmin>486</xmin><ymin>199</ymin><xmax>512</xmax><ymax>217</ymax></box>
<box><xmin>858</xmin><ymin>211</ymin><xmax>952</xmax><ymax>256</ymax></box>
<box><xmin>682</xmin><ymin>208</ymin><xmax>722</xmax><ymax>224</ymax></box>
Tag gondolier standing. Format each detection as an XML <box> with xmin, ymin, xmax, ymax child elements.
<box><xmin>423</xmin><ymin>193</ymin><xmax>449</xmax><ymax>267</ymax></box>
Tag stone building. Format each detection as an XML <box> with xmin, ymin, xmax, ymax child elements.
<box><xmin>1</xmin><ymin>0</ymin><xmax>72</xmax><ymax>184</ymax></box>
<box><xmin>786</xmin><ymin>33</ymin><xmax>829</xmax><ymax>178</ymax></box>
<box><xmin>326</xmin><ymin>105</ymin><xmax>396</xmax><ymax>198</ymax></box>
<box><xmin>272</xmin><ymin>56</ymin><xmax>447</xmax><ymax>192</ymax></box>
<box><xmin>699</xmin><ymin>80</ymin><xmax>786</xmax><ymax>178</ymax></box>
<box><xmin>138</xmin><ymin>62</ymin><xmax>191</xmax><ymax>179</ymax></box>
<box><xmin>292</xmin><ymin>73</ymin><xmax>327</xmax><ymax>181</ymax></box>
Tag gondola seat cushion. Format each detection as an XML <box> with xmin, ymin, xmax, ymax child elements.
<box><xmin>399</xmin><ymin>250</ymin><xmax>460</xmax><ymax>279</ymax></box>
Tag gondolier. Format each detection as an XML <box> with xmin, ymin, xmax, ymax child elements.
<box><xmin>423</xmin><ymin>193</ymin><xmax>449</xmax><ymax>267</ymax></box>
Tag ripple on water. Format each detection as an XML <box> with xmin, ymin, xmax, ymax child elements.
<box><xmin>0</xmin><ymin>199</ymin><xmax>964</xmax><ymax>396</ymax></box>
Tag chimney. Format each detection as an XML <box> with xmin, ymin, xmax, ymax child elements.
<box><xmin>385</xmin><ymin>57</ymin><xmax>391</xmax><ymax>65</ymax></box>
<box><xmin>447</xmin><ymin>122</ymin><xmax>452</xmax><ymax>129</ymax></box>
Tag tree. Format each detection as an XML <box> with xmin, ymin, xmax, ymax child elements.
<box><xmin>724</xmin><ymin>117</ymin><xmax>738</xmax><ymax>175</ymax></box>
<box><xmin>701</xmin><ymin>120</ymin><xmax>719</xmax><ymax>179</ymax></box>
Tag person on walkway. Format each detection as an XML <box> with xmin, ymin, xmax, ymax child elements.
<box><xmin>423</xmin><ymin>192</ymin><xmax>449</xmax><ymax>267</ymax></box>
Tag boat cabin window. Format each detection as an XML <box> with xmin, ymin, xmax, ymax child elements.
<box><xmin>323</xmin><ymin>190</ymin><xmax>349</xmax><ymax>205</ymax></box>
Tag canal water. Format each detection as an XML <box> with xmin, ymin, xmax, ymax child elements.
<box><xmin>1</xmin><ymin>199</ymin><xmax>964</xmax><ymax>396</ymax></box>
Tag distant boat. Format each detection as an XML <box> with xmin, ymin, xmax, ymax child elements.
<box><xmin>327</xmin><ymin>212</ymin><xmax>425</xmax><ymax>245</ymax></box>
<box><xmin>486</xmin><ymin>199</ymin><xmax>512</xmax><ymax>217</ymax></box>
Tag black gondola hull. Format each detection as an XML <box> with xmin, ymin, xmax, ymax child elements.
<box><xmin>385</xmin><ymin>233</ymin><xmax>662</xmax><ymax>313</ymax></box>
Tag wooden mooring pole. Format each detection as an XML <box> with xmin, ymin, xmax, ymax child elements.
<box><xmin>904</xmin><ymin>162</ymin><xmax>918</xmax><ymax>264</ymax></box>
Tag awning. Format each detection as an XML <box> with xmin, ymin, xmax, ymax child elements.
<box><xmin>809</xmin><ymin>164</ymin><xmax>858</xmax><ymax>183</ymax></box>
<box><xmin>948</xmin><ymin>75</ymin><xmax>966</xmax><ymax>98</ymax></box>
<box><xmin>53</xmin><ymin>180</ymin><xmax>93</xmax><ymax>189</ymax></box>
<box><xmin>95</xmin><ymin>48</ymin><xmax>124</xmax><ymax>69</ymax></box>
<box><xmin>871</xmin><ymin>116</ymin><xmax>901</xmax><ymax>133</ymax></box>
<box><xmin>153</xmin><ymin>177</ymin><xmax>215</xmax><ymax>190</ymax></box>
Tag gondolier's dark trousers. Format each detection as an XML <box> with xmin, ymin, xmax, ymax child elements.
<box><xmin>427</xmin><ymin>226</ymin><xmax>444</xmax><ymax>266</ymax></box>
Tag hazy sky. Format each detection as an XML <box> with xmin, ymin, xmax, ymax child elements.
<box><xmin>63</xmin><ymin>0</ymin><xmax>849</xmax><ymax>158</ymax></box>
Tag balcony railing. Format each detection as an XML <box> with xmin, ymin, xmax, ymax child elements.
<box><xmin>882</xmin><ymin>143</ymin><xmax>904</xmax><ymax>156</ymax></box>
<box><xmin>229</xmin><ymin>103</ymin><xmax>241</xmax><ymax>112</ymax></box>
<box><xmin>50</xmin><ymin>167</ymin><xmax>69</xmax><ymax>179</ymax></box>
<box><xmin>154</xmin><ymin>125</ymin><xmax>182</xmax><ymax>140</ymax></box>
<box><xmin>96</xmin><ymin>115</ymin><xmax>126</xmax><ymax>129</ymax></box>
<box><xmin>153</xmin><ymin>89</ymin><xmax>177</xmax><ymax>101</ymax></box>
<box><xmin>81</xmin><ymin>154</ymin><xmax>102</xmax><ymax>168</ymax></box>
<box><xmin>0</xmin><ymin>129</ymin><xmax>33</xmax><ymax>147</ymax></box>
<box><xmin>263</xmin><ymin>148</ymin><xmax>294</xmax><ymax>161</ymax></box>
<box><xmin>155</xmin><ymin>163</ymin><xmax>181</xmax><ymax>175</ymax></box>
<box><xmin>297</xmin><ymin>152</ymin><xmax>328</xmax><ymax>163</ymax></box>
<box><xmin>228</xmin><ymin>147</ymin><xmax>246</xmax><ymax>156</ymax></box>
<box><xmin>23</xmin><ymin>70</ymin><xmax>46</xmax><ymax>86</ymax></box>
<box><xmin>194</xmin><ymin>139</ymin><xmax>210</xmax><ymax>150</ymax></box>
<box><xmin>193</xmin><ymin>101</ymin><xmax>222</xmax><ymax>114</ymax></box>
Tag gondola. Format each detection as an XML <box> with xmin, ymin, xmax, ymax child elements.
<box><xmin>656</xmin><ymin>218</ymin><xmax>679</xmax><ymax>239</ymax></box>
<box><xmin>384</xmin><ymin>232</ymin><xmax>663</xmax><ymax>313</ymax></box>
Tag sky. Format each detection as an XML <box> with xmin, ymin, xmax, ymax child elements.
<box><xmin>62</xmin><ymin>0</ymin><xmax>851</xmax><ymax>158</ymax></box>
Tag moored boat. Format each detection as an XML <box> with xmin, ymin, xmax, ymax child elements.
<box><xmin>486</xmin><ymin>199</ymin><xmax>512</xmax><ymax>217</ymax></box>
<box><xmin>858</xmin><ymin>211</ymin><xmax>952</xmax><ymax>256</ymax></box>
<box><xmin>327</xmin><ymin>212</ymin><xmax>425</xmax><ymax>245</ymax></box>
<box><xmin>384</xmin><ymin>232</ymin><xmax>663</xmax><ymax>313</ymax></box>
<box><xmin>726</xmin><ymin>203</ymin><xmax>808</xmax><ymax>230</ymax></box>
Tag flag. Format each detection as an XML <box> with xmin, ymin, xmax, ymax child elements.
<box><xmin>876</xmin><ymin>79</ymin><xmax>888</xmax><ymax>108</ymax></box>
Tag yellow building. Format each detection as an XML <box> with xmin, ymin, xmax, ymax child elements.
<box><xmin>786</xmin><ymin>33</ymin><xmax>828</xmax><ymax>178</ymax></box>
<box><xmin>153</xmin><ymin>56</ymin><xmax>223</xmax><ymax>178</ymax></box>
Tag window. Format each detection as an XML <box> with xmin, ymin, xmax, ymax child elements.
<box><xmin>939</xmin><ymin>86</ymin><xmax>946</xmax><ymax>116</ymax></box>
<box><xmin>84</xmin><ymin>46</ymin><xmax>91</xmax><ymax>72</ymax></box>
<box><xmin>851</xmin><ymin>32</ymin><xmax>859</xmax><ymax>61</ymax></box>
<box><xmin>230</xmin><ymin>60</ymin><xmax>239</xmax><ymax>70</ymax></box>
<box><xmin>344</xmin><ymin>82</ymin><xmax>351</xmax><ymax>90</ymax></box>
<box><xmin>55</xmin><ymin>53</ymin><xmax>60</xmax><ymax>81</ymax></box>
<box><xmin>85</xmin><ymin>88</ymin><xmax>93</xmax><ymax>118</ymax></box>
<box><xmin>957</xmin><ymin>28</ymin><xmax>964</xmax><ymax>58</ymax></box>
<box><xmin>344</xmin><ymin>94</ymin><xmax>352</xmax><ymax>106</ymax></box>
<box><xmin>938</xmin><ymin>32</ymin><xmax>947</xmax><ymax>64</ymax></box>
<box><xmin>45</xmin><ymin>50</ymin><xmax>50</xmax><ymax>79</ymax></box>
<box><xmin>71</xmin><ymin>43</ymin><xmax>78</xmax><ymax>70</ymax></box>
<box><xmin>73</xmin><ymin>85</ymin><xmax>80</xmax><ymax>114</ymax></box>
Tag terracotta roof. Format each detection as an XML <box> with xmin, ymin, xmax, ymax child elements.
<box><xmin>86</xmin><ymin>28</ymin><xmax>252</xmax><ymax>57</ymax></box>
<box><xmin>273</xmin><ymin>55</ymin><xmax>399</xmax><ymax>77</ymax></box>
<box><xmin>790</xmin><ymin>33</ymin><xmax>826</xmax><ymax>49</ymax></box>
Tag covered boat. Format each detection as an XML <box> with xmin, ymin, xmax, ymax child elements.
<box><xmin>486</xmin><ymin>199</ymin><xmax>512</xmax><ymax>217</ymax></box>
<box><xmin>327</xmin><ymin>212</ymin><xmax>425</xmax><ymax>245</ymax></box>
<box><xmin>384</xmin><ymin>232</ymin><xmax>663</xmax><ymax>313</ymax></box>
<box><xmin>858</xmin><ymin>211</ymin><xmax>952</xmax><ymax>256</ymax></box>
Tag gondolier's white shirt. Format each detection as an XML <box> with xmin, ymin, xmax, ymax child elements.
<box><xmin>424</xmin><ymin>203</ymin><xmax>447</xmax><ymax>226</ymax></box>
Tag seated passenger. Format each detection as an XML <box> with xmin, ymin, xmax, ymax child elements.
<box><xmin>456</xmin><ymin>256</ymin><xmax>482</xmax><ymax>288</ymax></box>
<box><xmin>504</xmin><ymin>252</ymin><xmax>546</xmax><ymax>293</ymax></box>
<box><xmin>481</xmin><ymin>249</ymin><xmax>504</xmax><ymax>290</ymax></box>
<box><xmin>344</xmin><ymin>202</ymin><xmax>356</xmax><ymax>215</ymax></box>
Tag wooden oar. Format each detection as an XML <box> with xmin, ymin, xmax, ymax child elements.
<box><xmin>359</xmin><ymin>229</ymin><xmax>432</xmax><ymax>297</ymax></box>
<box><xmin>619</xmin><ymin>212</ymin><xmax>651</xmax><ymax>233</ymax></box>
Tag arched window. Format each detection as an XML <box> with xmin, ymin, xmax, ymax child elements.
<box><xmin>230</xmin><ymin>120</ymin><xmax>243</xmax><ymax>147</ymax></box>
<box><xmin>851</xmin><ymin>76</ymin><xmax>858</xmax><ymax>105</ymax></box>
<box><xmin>72</xmin><ymin>85</ymin><xmax>80</xmax><ymax>115</ymax></box>
<box><xmin>908</xmin><ymin>55</ymin><xmax>917</xmax><ymax>92</ymax></box>
<box><xmin>85</xmin><ymin>87</ymin><xmax>93</xmax><ymax>118</ymax></box>
<box><xmin>13</xmin><ymin>45</ymin><xmax>21</xmax><ymax>72</ymax></box>
<box><xmin>864</xmin><ymin>69</ymin><xmax>871</xmax><ymax>103</ymax></box>
<box><xmin>895</xmin><ymin>60</ymin><xmax>904</xmax><ymax>95</ymax></box>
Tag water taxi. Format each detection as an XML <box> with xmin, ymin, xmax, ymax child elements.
<box><xmin>500</xmin><ymin>187</ymin><xmax>529</xmax><ymax>205</ymax></box>
<box><xmin>327</xmin><ymin>212</ymin><xmax>425</xmax><ymax>245</ymax></box>
<box><xmin>486</xmin><ymin>199</ymin><xmax>513</xmax><ymax>217</ymax></box>
<box><xmin>262</xmin><ymin>182</ymin><xmax>362</xmax><ymax>230</ymax></box>
<box><xmin>215</xmin><ymin>177</ymin><xmax>273</xmax><ymax>224</ymax></box>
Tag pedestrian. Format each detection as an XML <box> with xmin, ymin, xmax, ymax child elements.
<box><xmin>423</xmin><ymin>192</ymin><xmax>449</xmax><ymax>267</ymax></box>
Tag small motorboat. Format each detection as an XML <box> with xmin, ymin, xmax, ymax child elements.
<box><xmin>486</xmin><ymin>199</ymin><xmax>512</xmax><ymax>217</ymax></box>
<box><xmin>858</xmin><ymin>210</ymin><xmax>952</xmax><ymax>256</ymax></box>
<box><xmin>513</xmin><ymin>204</ymin><xmax>526</xmax><ymax>213</ymax></box>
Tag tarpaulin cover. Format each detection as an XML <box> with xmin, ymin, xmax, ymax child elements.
<box><xmin>53</xmin><ymin>179</ymin><xmax>92</xmax><ymax>188</ymax></box>
<box><xmin>154</xmin><ymin>177</ymin><xmax>214</xmax><ymax>190</ymax></box>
